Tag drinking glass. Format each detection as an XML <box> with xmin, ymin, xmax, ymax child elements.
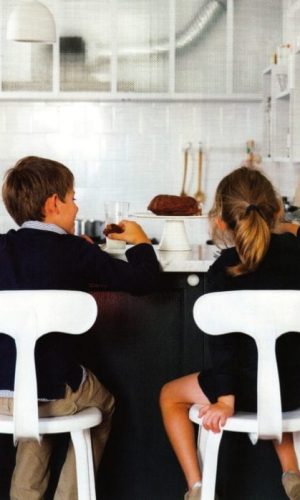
<box><xmin>104</xmin><ymin>201</ymin><xmax>129</xmax><ymax>250</ymax></box>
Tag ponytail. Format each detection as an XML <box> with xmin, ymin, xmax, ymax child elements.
<box><xmin>228</xmin><ymin>209</ymin><xmax>271</xmax><ymax>276</ymax></box>
<box><xmin>209</xmin><ymin>167</ymin><xmax>281</xmax><ymax>277</ymax></box>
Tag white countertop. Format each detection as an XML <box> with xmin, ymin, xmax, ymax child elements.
<box><xmin>101</xmin><ymin>243</ymin><xmax>218</xmax><ymax>273</ymax></box>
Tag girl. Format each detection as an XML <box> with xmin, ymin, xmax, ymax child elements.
<box><xmin>160</xmin><ymin>166</ymin><xmax>300</xmax><ymax>500</ymax></box>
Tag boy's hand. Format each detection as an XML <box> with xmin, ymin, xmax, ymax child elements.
<box><xmin>199</xmin><ymin>397</ymin><xmax>234</xmax><ymax>433</ymax></box>
<box><xmin>80</xmin><ymin>234</ymin><xmax>94</xmax><ymax>244</ymax></box>
<box><xmin>106</xmin><ymin>220</ymin><xmax>151</xmax><ymax>245</ymax></box>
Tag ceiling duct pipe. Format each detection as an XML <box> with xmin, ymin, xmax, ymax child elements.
<box><xmin>175</xmin><ymin>0</ymin><xmax>226</xmax><ymax>51</ymax></box>
<box><xmin>117</xmin><ymin>0</ymin><xmax>227</xmax><ymax>57</ymax></box>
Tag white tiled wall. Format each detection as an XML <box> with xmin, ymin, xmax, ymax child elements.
<box><xmin>0</xmin><ymin>100</ymin><xmax>299</xmax><ymax>243</ymax></box>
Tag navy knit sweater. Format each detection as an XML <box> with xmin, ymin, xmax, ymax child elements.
<box><xmin>200</xmin><ymin>229</ymin><xmax>300</xmax><ymax>412</ymax></box>
<box><xmin>0</xmin><ymin>228</ymin><xmax>160</xmax><ymax>399</ymax></box>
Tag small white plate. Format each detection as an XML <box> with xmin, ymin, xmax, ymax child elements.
<box><xmin>99</xmin><ymin>244</ymin><xmax>126</xmax><ymax>255</ymax></box>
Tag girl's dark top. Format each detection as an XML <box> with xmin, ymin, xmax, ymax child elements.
<box><xmin>200</xmin><ymin>229</ymin><xmax>300</xmax><ymax>412</ymax></box>
<box><xmin>0</xmin><ymin>228</ymin><xmax>160</xmax><ymax>399</ymax></box>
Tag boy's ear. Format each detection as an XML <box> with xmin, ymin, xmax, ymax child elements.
<box><xmin>44</xmin><ymin>194</ymin><xmax>59</xmax><ymax>216</ymax></box>
<box><xmin>215</xmin><ymin>216</ymin><xmax>227</xmax><ymax>231</ymax></box>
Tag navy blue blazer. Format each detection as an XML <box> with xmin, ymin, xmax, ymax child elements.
<box><xmin>0</xmin><ymin>228</ymin><xmax>160</xmax><ymax>399</ymax></box>
<box><xmin>200</xmin><ymin>229</ymin><xmax>300</xmax><ymax>412</ymax></box>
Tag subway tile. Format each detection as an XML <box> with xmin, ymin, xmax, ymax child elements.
<box><xmin>140</xmin><ymin>103</ymin><xmax>169</xmax><ymax>133</ymax></box>
<box><xmin>100</xmin><ymin>133</ymin><xmax>128</xmax><ymax>161</ymax></box>
<box><xmin>58</xmin><ymin>103</ymin><xmax>89</xmax><ymax>135</ymax></box>
<box><xmin>4</xmin><ymin>105</ymin><xmax>33</xmax><ymax>133</ymax></box>
<box><xmin>0</xmin><ymin>99</ymin><xmax>297</xmax><ymax>240</ymax></box>
<box><xmin>0</xmin><ymin>133</ymin><xmax>48</xmax><ymax>159</ymax></box>
<box><xmin>127</xmin><ymin>133</ymin><xmax>154</xmax><ymax>161</ymax></box>
<box><xmin>0</xmin><ymin>110</ymin><xmax>5</xmax><ymax>134</ymax></box>
<box><xmin>32</xmin><ymin>104</ymin><xmax>59</xmax><ymax>133</ymax></box>
<box><xmin>113</xmin><ymin>103</ymin><xmax>142</xmax><ymax>134</ymax></box>
<box><xmin>88</xmin><ymin>104</ymin><xmax>113</xmax><ymax>133</ymax></box>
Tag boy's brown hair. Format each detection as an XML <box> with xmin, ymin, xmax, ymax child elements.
<box><xmin>2</xmin><ymin>156</ymin><xmax>74</xmax><ymax>226</ymax></box>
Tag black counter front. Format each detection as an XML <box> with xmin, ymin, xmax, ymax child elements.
<box><xmin>88</xmin><ymin>273</ymin><xmax>207</xmax><ymax>500</ymax></box>
<box><xmin>86</xmin><ymin>273</ymin><xmax>286</xmax><ymax>500</ymax></box>
<box><xmin>0</xmin><ymin>272</ymin><xmax>288</xmax><ymax>499</ymax></box>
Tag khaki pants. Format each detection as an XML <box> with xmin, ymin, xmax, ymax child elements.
<box><xmin>0</xmin><ymin>369</ymin><xmax>115</xmax><ymax>500</ymax></box>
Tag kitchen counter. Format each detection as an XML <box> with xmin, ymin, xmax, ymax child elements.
<box><xmin>103</xmin><ymin>243</ymin><xmax>218</xmax><ymax>272</ymax></box>
<box><xmin>155</xmin><ymin>243</ymin><xmax>218</xmax><ymax>272</ymax></box>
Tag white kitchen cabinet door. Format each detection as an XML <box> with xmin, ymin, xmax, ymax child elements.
<box><xmin>0</xmin><ymin>0</ymin><xmax>283</xmax><ymax>100</ymax></box>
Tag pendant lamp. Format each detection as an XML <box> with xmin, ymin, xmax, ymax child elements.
<box><xmin>7</xmin><ymin>0</ymin><xmax>56</xmax><ymax>43</ymax></box>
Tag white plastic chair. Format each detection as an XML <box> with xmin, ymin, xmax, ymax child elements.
<box><xmin>0</xmin><ymin>290</ymin><xmax>102</xmax><ymax>500</ymax></box>
<box><xmin>189</xmin><ymin>290</ymin><xmax>300</xmax><ymax>500</ymax></box>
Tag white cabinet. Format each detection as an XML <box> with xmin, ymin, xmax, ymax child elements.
<box><xmin>0</xmin><ymin>0</ymin><xmax>282</xmax><ymax>101</ymax></box>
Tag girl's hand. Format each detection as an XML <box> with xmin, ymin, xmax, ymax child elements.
<box><xmin>273</xmin><ymin>221</ymin><xmax>299</xmax><ymax>236</ymax></box>
<box><xmin>107</xmin><ymin>220</ymin><xmax>151</xmax><ymax>245</ymax></box>
<box><xmin>199</xmin><ymin>399</ymin><xmax>234</xmax><ymax>433</ymax></box>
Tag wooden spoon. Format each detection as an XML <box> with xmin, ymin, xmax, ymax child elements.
<box><xmin>194</xmin><ymin>146</ymin><xmax>205</xmax><ymax>204</ymax></box>
<box><xmin>180</xmin><ymin>147</ymin><xmax>189</xmax><ymax>197</ymax></box>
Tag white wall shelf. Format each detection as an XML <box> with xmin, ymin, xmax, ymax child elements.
<box><xmin>262</xmin><ymin>59</ymin><xmax>294</xmax><ymax>160</ymax></box>
<box><xmin>276</xmin><ymin>89</ymin><xmax>291</xmax><ymax>99</ymax></box>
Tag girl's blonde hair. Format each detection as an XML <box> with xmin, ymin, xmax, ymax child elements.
<box><xmin>209</xmin><ymin>166</ymin><xmax>282</xmax><ymax>276</ymax></box>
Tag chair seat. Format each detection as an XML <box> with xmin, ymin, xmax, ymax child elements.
<box><xmin>189</xmin><ymin>404</ymin><xmax>300</xmax><ymax>435</ymax></box>
<box><xmin>0</xmin><ymin>407</ymin><xmax>102</xmax><ymax>435</ymax></box>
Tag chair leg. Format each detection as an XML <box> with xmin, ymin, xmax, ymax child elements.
<box><xmin>200</xmin><ymin>429</ymin><xmax>223</xmax><ymax>500</ymax></box>
<box><xmin>84</xmin><ymin>428</ymin><xmax>97</xmax><ymax>500</ymax></box>
<box><xmin>197</xmin><ymin>425</ymin><xmax>209</xmax><ymax>470</ymax></box>
<box><xmin>71</xmin><ymin>429</ymin><xmax>97</xmax><ymax>500</ymax></box>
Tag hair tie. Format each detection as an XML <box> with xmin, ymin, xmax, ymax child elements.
<box><xmin>245</xmin><ymin>204</ymin><xmax>261</xmax><ymax>216</ymax></box>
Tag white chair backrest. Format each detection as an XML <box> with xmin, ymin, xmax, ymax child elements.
<box><xmin>0</xmin><ymin>290</ymin><xmax>97</xmax><ymax>443</ymax></box>
<box><xmin>193</xmin><ymin>290</ymin><xmax>300</xmax><ymax>442</ymax></box>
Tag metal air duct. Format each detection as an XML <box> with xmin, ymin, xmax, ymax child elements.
<box><xmin>118</xmin><ymin>0</ymin><xmax>227</xmax><ymax>57</ymax></box>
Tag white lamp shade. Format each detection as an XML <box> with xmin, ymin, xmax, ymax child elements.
<box><xmin>7</xmin><ymin>0</ymin><xmax>56</xmax><ymax>43</ymax></box>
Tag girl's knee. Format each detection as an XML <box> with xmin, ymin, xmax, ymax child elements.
<box><xmin>159</xmin><ymin>380</ymin><xmax>177</xmax><ymax>408</ymax></box>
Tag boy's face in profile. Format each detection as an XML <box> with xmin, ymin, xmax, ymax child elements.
<box><xmin>59</xmin><ymin>190</ymin><xmax>78</xmax><ymax>234</ymax></box>
<box><xmin>50</xmin><ymin>189</ymin><xmax>78</xmax><ymax>234</ymax></box>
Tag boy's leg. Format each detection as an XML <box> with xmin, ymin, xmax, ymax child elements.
<box><xmin>10</xmin><ymin>436</ymin><xmax>54</xmax><ymax>500</ymax></box>
<box><xmin>0</xmin><ymin>370</ymin><xmax>114</xmax><ymax>500</ymax></box>
<box><xmin>0</xmin><ymin>397</ymin><xmax>54</xmax><ymax>500</ymax></box>
<box><xmin>159</xmin><ymin>372</ymin><xmax>210</xmax><ymax>490</ymax></box>
<box><xmin>37</xmin><ymin>369</ymin><xmax>114</xmax><ymax>500</ymax></box>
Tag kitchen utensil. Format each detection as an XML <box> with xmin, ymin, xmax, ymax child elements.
<box><xmin>180</xmin><ymin>146</ymin><xmax>189</xmax><ymax>197</ymax></box>
<box><xmin>194</xmin><ymin>145</ymin><xmax>205</xmax><ymax>204</ymax></box>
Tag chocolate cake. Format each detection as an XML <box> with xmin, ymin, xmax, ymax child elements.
<box><xmin>103</xmin><ymin>223</ymin><xmax>124</xmax><ymax>236</ymax></box>
<box><xmin>148</xmin><ymin>194</ymin><xmax>201</xmax><ymax>216</ymax></box>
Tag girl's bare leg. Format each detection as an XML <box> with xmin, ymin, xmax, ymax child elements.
<box><xmin>273</xmin><ymin>433</ymin><xmax>299</xmax><ymax>472</ymax></box>
<box><xmin>159</xmin><ymin>373</ymin><xmax>210</xmax><ymax>489</ymax></box>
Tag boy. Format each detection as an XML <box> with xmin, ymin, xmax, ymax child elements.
<box><xmin>0</xmin><ymin>156</ymin><xmax>160</xmax><ymax>500</ymax></box>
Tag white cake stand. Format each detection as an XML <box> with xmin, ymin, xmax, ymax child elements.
<box><xmin>132</xmin><ymin>212</ymin><xmax>207</xmax><ymax>251</ymax></box>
